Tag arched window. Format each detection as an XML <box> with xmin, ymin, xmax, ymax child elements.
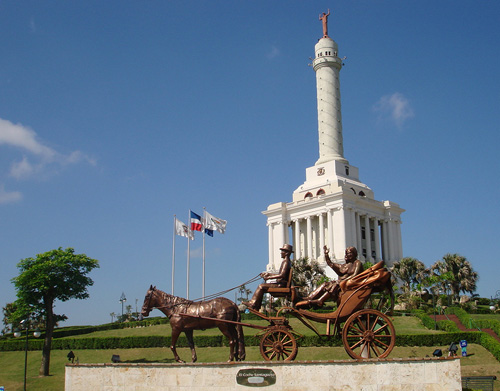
<box><xmin>316</xmin><ymin>189</ymin><xmax>325</xmax><ymax>196</ymax></box>
<box><xmin>304</xmin><ymin>192</ymin><xmax>313</xmax><ymax>199</ymax></box>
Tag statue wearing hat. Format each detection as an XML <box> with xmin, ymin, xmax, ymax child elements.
<box><xmin>244</xmin><ymin>244</ymin><xmax>293</xmax><ymax>311</ymax></box>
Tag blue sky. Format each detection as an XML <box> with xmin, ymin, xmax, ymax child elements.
<box><xmin>1</xmin><ymin>1</ymin><xmax>499</xmax><ymax>326</ymax></box>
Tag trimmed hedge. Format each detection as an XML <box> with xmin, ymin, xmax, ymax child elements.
<box><xmin>0</xmin><ymin>317</ymin><xmax>169</xmax><ymax>341</ymax></box>
<box><xmin>0</xmin><ymin>331</ymin><xmax>484</xmax><ymax>351</ymax></box>
<box><xmin>2</xmin><ymin>309</ymin><xmax>499</xmax><ymax>362</ymax></box>
<box><xmin>411</xmin><ymin>309</ymin><xmax>436</xmax><ymax>330</ymax></box>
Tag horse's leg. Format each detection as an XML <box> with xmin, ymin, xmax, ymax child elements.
<box><xmin>170</xmin><ymin>327</ymin><xmax>184</xmax><ymax>363</ymax></box>
<box><xmin>236</xmin><ymin>324</ymin><xmax>246</xmax><ymax>361</ymax></box>
<box><xmin>218</xmin><ymin>324</ymin><xmax>236</xmax><ymax>362</ymax></box>
<box><xmin>184</xmin><ymin>329</ymin><xmax>197</xmax><ymax>363</ymax></box>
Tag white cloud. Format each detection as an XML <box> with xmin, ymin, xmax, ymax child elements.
<box><xmin>373</xmin><ymin>92</ymin><xmax>414</xmax><ymax>129</ymax></box>
<box><xmin>0</xmin><ymin>118</ymin><xmax>56</xmax><ymax>159</ymax></box>
<box><xmin>267</xmin><ymin>45</ymin><xmax>281</xmax><ymax>59</ymax></box>
<box><xmin>9</xmin><ymin>156</ymin><xmax>38</xmax><ymax>179</ymax></box>
<box><xmin>0</xmin><ymin>184</ymin><xmax>22</xmax><ymax>204</ymax></box>
<box><xmin>0</xmin><ymin>117</ymin><xmax>96</xmax><ymax>198</ymax></box>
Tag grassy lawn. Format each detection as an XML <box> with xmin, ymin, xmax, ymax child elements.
<box><xmin>61</xmin><ymin>314</ymin><xmax>443</xmax><ymax>339</ymax></box>
<box><xmin>1</xmin><ymin>314</ymin><xmax>498</xmax><ymax>390</ymax></box>
<box><xmin>1</xmin><ymin>344</ymin><xmax>500</xmax><ymax>391</ymax></box>
<box><xmin>471</xmin><ymin>313</ymin><xmax>500</xmax><ymax>322</ymax></box>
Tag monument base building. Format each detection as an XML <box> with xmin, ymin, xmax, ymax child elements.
<box><xmin>263</xmin><ymin>160</ymin><xmax>404</xmax><ymax>279</ymax></box>
<box><xmin>263</xmin><ymin>14</ymin><xmax>404</xmax><ymax>278</ymax></box>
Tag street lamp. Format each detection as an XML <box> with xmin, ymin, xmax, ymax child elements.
<box><xmin>14</xmin><ymin>318</ymin><xmax>41</xmax><ymax>391</ymax></box>
<box><xmin>119</xmin><ymin>292</ymin><xmax>127</xmax><ymax>320</ymax></box>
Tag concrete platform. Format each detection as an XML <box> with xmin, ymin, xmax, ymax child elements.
<box><xmin>65</xmin><ymin>357</ymin><xmax>462</xmax><ymax>391</ymax></box>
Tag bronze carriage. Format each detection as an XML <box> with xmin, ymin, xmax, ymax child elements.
<box><xmin>177</xmin><ymin>261</ymin><xmax>395</xmax><ymax>361</ymax></box>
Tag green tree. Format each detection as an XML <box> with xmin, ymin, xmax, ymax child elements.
<box><xmin>431</xmin><ymin>253</ymin><xmax>478</xmax><ymax>301</ymax></box>
<box><xmin>391</xmin><ymin>257</ymin><xmax>428</xmax><ymax>294</ymax></box>
<box><xmin>291</xmin><ymin>257</ymin><xmax>326</xmax><ymax>296</ymax></box>
<box><xmin>11</xmin><ymin>247</ymin><xmax>99</xmax><ymax>376</ymax></box>
<box><xmin>237</xmin><ymin>284</ymin><xmax>252</xmax><ymax>303</ymax></box>
<box><xmin>2</xmin><ymin>302</ymin><xmax>19</xmax><ymax>334</ymax></box>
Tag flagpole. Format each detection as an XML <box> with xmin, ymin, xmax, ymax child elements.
<box><xmin>202</xmin><ymin>208</ymin><xmax>206</xmax><ymax>300</ymax></box>
<box><xmin>172</xmin><ymin>216</ymin><xmax>176</xmax><ymax>295</ymax></box>
<box><xmin>187</xmin><ymin>210</ymin><xmax>191</xmax><ymax>300</ymax></box>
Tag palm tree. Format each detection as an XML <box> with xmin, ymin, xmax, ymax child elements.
<box><xmin>237</xmin><ymin>284</ymin><xmax>252</xmax><ymax>303</ymax></box>
<box><xmin>291</xmin><ymin>257</ymin><xmax>326</xmax><ymax>296</ymax></box>
<box><xmin>110</xmin><ymin>312</ymin><xmax>116</xmax><ymax>323</ymax></box>
<box><xmin>391</xmin><ymin>257</ymin><xmax>428</xmax><ymax>294</ymax></box>
<box><xmin>431</xmin><ymin>253</ymin><xmax>478</xmax><ymax>302</ymax></box>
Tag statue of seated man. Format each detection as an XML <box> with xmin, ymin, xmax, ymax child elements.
<box><xmin>244</xmin><ymin>244</ymin><xmax>292</xmax><ymax>311</ymax></box>
<box><xmin>296</xmin><ymin>246</ymin><xmax>363</xmax><ymax>308</ymax></box>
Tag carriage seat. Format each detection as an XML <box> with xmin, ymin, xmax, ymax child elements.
<box><xmin>267</xmin><ymin>268</ymin><xmax>299</xmax><ymax>303</ymax></box>
<box><xmin>339</xmin><ymin>261</ymin><xmax>390</xmax><ymax>293</ymax></box>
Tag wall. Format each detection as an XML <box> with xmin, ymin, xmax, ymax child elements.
<box><xmin>65</xmin><ymin>357</ymin><xmax>462</xmax><ymax>391</ymax></box>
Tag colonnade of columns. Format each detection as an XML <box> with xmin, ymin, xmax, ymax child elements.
<box><xmin>266</xmin><ymin>206</ymin><xmax>403</xmax><ymax>271</ymax></box>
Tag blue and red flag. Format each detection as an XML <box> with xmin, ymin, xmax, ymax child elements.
<box><xmin>190</xmin><ymin>211</ymin><xmax>203</xmax><ymax>232</ymax></box>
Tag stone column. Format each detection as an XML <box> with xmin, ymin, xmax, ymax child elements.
<box><xmin>313</xmin><ymin>37</ymin><xmax>347</xmax><ymax>165</ymax></box>
<box><xmin>373</xmin><ymin>217</ymin><xmax>381</xmax><ymax>262</ymax></box>
<box><xmin>267</xmin><ymin>223</ymin><xmax>274</xmax><ymax>270</ymax></box>
<box><xmin>318</xmin><ymin>213</ymin><xmax>325</xmax><ymax>252</ymax></box>
<box><xmin>294</xmin><ymin>219</ymin><xmax>301</xmax><ymax>259</ymax></box>
<box><xmin>306</xmin><ymin>217</ymin><xmax>313</xmax><ymax>260</ymax></box>
<box><xmin>364</xmin><ymin>215</ymin><xmax>372</xmax><ymax>262</ymax></box>
<box><xmin>355</xmin><ymin>212</ymin><xmax>362</xmax><ymax>254</ymax></box>
<box><xmin>332</xmin><ymin>207</ymin><xmax>347</xmax><ymax>260</ymax></box>
<box><xmin>327</xmin><ymin>208</ymin><xmax>334</xmax><ymax>251</ymax></box>
<box><xmin>382</xmin><ymin>220</ymin><xmax>389</xmax><ymax>261</ymax></box>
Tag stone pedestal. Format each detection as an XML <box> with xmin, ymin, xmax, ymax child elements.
<box><xmin>65</xmin><ymin>357</ymin><xmax>461</xmax><ymax>390</ymax></box>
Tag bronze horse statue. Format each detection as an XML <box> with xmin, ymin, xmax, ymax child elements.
<box><xmin>140</xmin><ymin>285</ymin><xmax>245</xmax><ymax>363</ymax></box>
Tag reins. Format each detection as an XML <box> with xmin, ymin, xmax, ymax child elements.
<box><xmin>190</xmin><ymin>274</ymin><xmax>261</xmax><ymax>302</ymax></box>
<box><xmin>144</xmin><ymin>274</ymin><xmax>262</xmax><ymax>311</ymax></box>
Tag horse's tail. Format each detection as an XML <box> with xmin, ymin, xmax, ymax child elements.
<box><xmin>235</xmin><ymin>306</ymin><xmax>246</xmax><ymax>361</ymax></box>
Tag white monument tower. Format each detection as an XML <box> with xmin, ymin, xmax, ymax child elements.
<box><xmin>263</xmin><ymin>11</ymin><xmax>404</xmax><ymax>278</ymax></box>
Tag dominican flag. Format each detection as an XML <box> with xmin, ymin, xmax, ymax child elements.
<box><xmin>190</xmin><ymin>211</ymin><xmax>203</xmax><ymax>232</ymax></box>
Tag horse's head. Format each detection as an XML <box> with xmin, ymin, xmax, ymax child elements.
<box><xmin>140</xmin><ymin>285</ymin><xmax>157</xmax><ymax>318</ymax></box>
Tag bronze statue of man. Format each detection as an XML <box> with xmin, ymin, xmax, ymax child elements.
<box><xmin>244</xmin><ymin>244</ymin><xmax>292</xmax><ymax>311</ymax></box>
<box><xmin>319</xmin><ymin>9</ymin><xmax>330</xmax><ymax>37</ymax></box>
<box><xmin>296</xmin><ymin>246</ymin><xmax>363</xmax><ymax>308</ymax></box>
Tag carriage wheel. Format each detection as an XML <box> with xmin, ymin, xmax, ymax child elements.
<box><xmin>342</xmin><ymin>309</ymin><xmax>395</xmax><ymax>359</ymax></box>
<box><xmin>260</xmin><ymin>329</ymin><xmax>298</xmax><ymax>361</ymax></box>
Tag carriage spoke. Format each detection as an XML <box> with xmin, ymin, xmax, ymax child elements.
<box><xmin>373</xmin><ymin>322</ymin><xmax>389</xmax><ymax>334</ymax></box>
<box><xmin>368</xmin><ymin>315</ymin><xmax>381</xmax><ymax>331</ymax></box>
<box><xmin>357</xmin><ymin>317</ymin><xmax>367</xmax><ymax>332</ymax></box>
<box><xmin>370</xmin><ymin>342</ymin><xmax>381</xmax><ymax>357</ymax></box>
<box><xmin>260</xmin><ymin>329</ymin><xmax>298</xmax><ymax>362</ymax></box>
<box><xmin>348</xmin><ymin>338</ymin><xmax>364</xmax><ymax>350</ymax></box>
<box><xmin>373</xmin><ymin>338</ymin><xmax>390</xmax><ymax>349</ymax></box>
<box><xmin>364</xmin><ymin>314</ymin><xmax>371</xmax><ymax>332</ymax></box>
<box><xmin>342</xmin><ymin>309</ymin><xmax>396</xmax><ymax>360</ymax></box>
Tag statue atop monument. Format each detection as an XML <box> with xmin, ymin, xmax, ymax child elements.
<box><xmin>319</xmin><ymin>9</ymin><xmax>330</xmax><ymax>37</ymax></box>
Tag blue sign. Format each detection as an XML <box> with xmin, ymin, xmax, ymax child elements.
<box><xmin>460</xmin><ymin>340</ymin><xmax>467</xmax><ymax>356</ymax></box>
